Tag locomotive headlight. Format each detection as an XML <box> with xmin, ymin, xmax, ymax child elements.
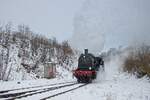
<box><xmin>89</xmin><ymin>67</ymin><xmax>92</xmax><ymax>70</ymax></box>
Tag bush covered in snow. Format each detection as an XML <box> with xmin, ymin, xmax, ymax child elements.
<box><xmin>123</xmin><ymin>44</ymin><xmax>150</xmax><ymax>78</ymax></box>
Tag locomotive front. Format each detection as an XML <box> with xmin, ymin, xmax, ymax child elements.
<box><xmin>73</xmin><ymin>49</ymin><xmax>104</xmax><ymax>83</ymax></box>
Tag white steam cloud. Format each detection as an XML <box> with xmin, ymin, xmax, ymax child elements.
<box><xmin>70</xmin><ymin>0</ymin><xmax>150</xmax><ymax>52</ymax></box>
<box><xmin>70</xmin><ymin>0</ymin><xmax>105</xmax><ymax>54</ymax></box>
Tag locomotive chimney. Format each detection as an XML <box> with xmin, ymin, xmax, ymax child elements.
<box><xmin>84</xmin><ymin>49</ymin><xmax>88</xmax><ymax>55</ymax></box>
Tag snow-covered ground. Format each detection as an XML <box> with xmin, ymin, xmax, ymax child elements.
<box><xmin>0</xmin><ymin>55</ymin><xmax>150</xmax><ymax>100</ymax></box>
<box><xmin>50</xmin><ymin>74</ymin><xmax>150</xmax><ymax>100</ymax></box>
<box><xmin>50</xmin><ymin>55</ymin><xmax>150</xmax><ymax>100</ymax></box>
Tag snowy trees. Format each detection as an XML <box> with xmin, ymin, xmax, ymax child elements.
<box><xmin>0</xmin><ymin>23</ymin><xmax>74</xmax><ymax>81</ymax></box>
<box><xmin>0</xmin><ymin>22</ymin><xmax>12</xmax><ymax>81</ymax></box>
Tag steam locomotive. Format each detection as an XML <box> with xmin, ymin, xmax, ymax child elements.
<box><xmin>73</xmin><ymin>49</ymin><xmax>104</xmax><ymax>83</ymax></box>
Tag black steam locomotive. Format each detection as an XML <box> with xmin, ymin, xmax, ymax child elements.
<box><xmin>73</xmin><ymin>49</ymin><xmax>104</xmax><ymax>83</ymax></box>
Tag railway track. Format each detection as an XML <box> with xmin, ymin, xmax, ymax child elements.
<box><xmin>40</xmin><ymin>83</ymin><xmax>87</xmax><ymax>100</ymax></box>
<box><xmin>0</xmin><ymin>81</ymin><xmax>87</xmax><ymax>100</ymax></box>
<box><xmin>0</xmin><ymin>81</ymin><xmax>75</xmax><ymax>94</ymax></box>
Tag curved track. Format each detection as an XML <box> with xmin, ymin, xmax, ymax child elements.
<box><xmin>0</xmin><ymin>81</ymin><xmax>77</xmax><ymax>100</ymax></box>
<box><xmin>40</xmin><ymin>83</ymin><xmax>87</xmax><ymax>100</ymax></box>
<box><xmin>0</xmin><ymin>81</ymin><xmax>87</xmax><ymax>100</ymax></box>
<box><xmin>0</xmin><ymin>81</ymin><xmax>75</xmax><ymax>94</ymax></box>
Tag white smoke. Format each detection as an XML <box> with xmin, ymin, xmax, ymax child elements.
<box><xmin>70</xmin><ymin>0</ymin><xmax>105</xmax><ymax>54</ymax></box>
<box><xmin>70</xmin><ymin>0</ymin><xmax>150</xmax><ymax>52</ymax></box>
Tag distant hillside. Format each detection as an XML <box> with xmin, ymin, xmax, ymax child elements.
<box><xmin>0</xmin><ymin>23</ymin><xmax>75</xmax><ymax>81</ymax></box>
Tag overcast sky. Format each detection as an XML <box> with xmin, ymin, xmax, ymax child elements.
<box><xmin>0</xmin><ymin>0</ymin><xmax>85</xmax><ymax>41</ymax></box>
<box><xmin>0</xmin><ymin>0</ymin><xmax>150</xmax><ymax>52</ymax></box>
<box><xmin>71</xmin><ymin>0</ymin><xmax>150</xmax><ymax>52</ymax></box>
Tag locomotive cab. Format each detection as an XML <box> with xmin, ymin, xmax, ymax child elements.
<box><xmin>95</xmin><ymin>57</ymin><xmax>104</xmax><ymax>71</ymax></box>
